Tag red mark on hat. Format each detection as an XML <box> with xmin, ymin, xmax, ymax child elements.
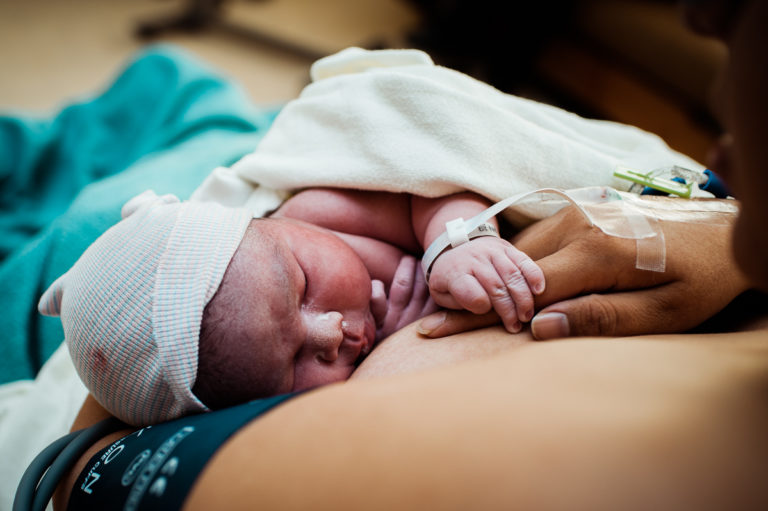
<box><xmin>92</xmin><ymin>349</ymin><xmax>108</xmax><ymax>372</ymax></box>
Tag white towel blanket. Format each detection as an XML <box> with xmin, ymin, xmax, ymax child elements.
<box><xmin>0</xmin><ymin>343</ymin><xmax>87</xmax><ymax>511</ymax></box>
<box><xmin>193</xmin><ymin>47</ymin><xmax>703</xmax><ymax>217</ymax></box>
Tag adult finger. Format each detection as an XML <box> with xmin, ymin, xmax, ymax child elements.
<box><xmin>530</xmin><ymin>283</ymin><xmax>692</xmax><ymax>340</ymax></box>
<box><xmin>532</xmin><ymin>236</ymin><xmax>670</xmax><ymax>310</ymax></box>
<box><xmin>511</xmin><ymin>206</ymin><xmax>594</xmax><ymax>260</ymax></box>
<box><xmin>417</xmin><ymin>310</ymin><xmax>501</xmax><ymax>338</ymax></box>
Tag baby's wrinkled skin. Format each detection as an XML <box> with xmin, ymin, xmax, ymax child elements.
<box><xmin>193</xmin><ymin>189</ymin><xmax>545</xmax><ymax>409</ymax></box>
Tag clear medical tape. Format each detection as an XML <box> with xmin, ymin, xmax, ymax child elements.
<box><xmin>422</xmin><ymin>186</ymin><xmax>736</xmax><ymax>280</ymax></box>
<box><xmin>576</xmin><ymin>194</ymin><xmax>666</xmax><ymax>272</ymax></box>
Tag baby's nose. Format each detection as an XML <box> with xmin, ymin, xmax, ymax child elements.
<box><xmin>306</xmin><ymin>311</ymin><xmax>344</xmax><ymax>362</ymax></box>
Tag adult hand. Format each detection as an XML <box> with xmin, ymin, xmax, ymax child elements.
<box><xmin>418</xmin><ymin>200</ymin><xmax>750</xmax><ymax>339</ymax></box>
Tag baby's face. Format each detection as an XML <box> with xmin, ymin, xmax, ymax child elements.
<box><xmin>195</xmin><ymin>218</ymin><xmax>376</xmax><ymax>407</ymax></box>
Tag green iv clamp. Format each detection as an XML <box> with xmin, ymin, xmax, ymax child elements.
<box><xmin>614</xmin><ymin>165</ymin><xmax>731</xmax><ymax>199</ymax></box>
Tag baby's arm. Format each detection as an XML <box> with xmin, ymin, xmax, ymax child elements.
<box><xmin>272</xmin><ymin>188</ymin><xmax>421</xmax><ymax>285</ymax></box>
<box><xmin>411</xmin><ymin>193</ymin><xmax>545</xmax><ymax>333</ymax></box>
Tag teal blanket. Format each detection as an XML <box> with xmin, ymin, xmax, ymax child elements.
<box><xmin>0</xmin><ymin>45</ymin><xmax>276</xmax><ymax>383</ymax></box>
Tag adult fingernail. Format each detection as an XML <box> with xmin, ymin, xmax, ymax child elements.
<box><xmin>417</xmin><ymin>311</ymin><xmax>447</xmax><ymax>335</ymax></box>
<box><xmin>531</xmin><ymin>312</ymin><xmax>569</xmax><ymax>340</ymax></box>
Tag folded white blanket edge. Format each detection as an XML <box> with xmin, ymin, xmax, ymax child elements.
<box><xmin>192</xmin><ymin>46</ymin><xmax>703</xmax><ymax>221</ymax></box>
<box><xmin>0</xmin><ymin>343</ymin><xmax>87</xmax><ymax>511</ymax></box>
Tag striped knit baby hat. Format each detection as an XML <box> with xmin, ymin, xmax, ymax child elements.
<box><xmin>38</xmin><ymin>190</ymin><xmax>253</xmax><ymax>426</ymax></box>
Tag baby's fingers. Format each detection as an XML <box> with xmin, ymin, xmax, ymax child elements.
<box><xmin>505</xmin><ymin>245</ymin><xmax>545</xmax><ymax>295</ymax></box>
<box><xmin>431</xmin><ymin>273</ymin><xmax>491</xmax><ymax>314</ymax></box>
<box><xmin>431</xmin><ymin>257</ymin><xmax>521</xmax><ymax>332</ymax></box>
<box><xmin>370</xmin><ymin>279</ymin><xmax>387</xmax><ymax>328</ymax></box>
<box><xmin>388</xmin><ymin>255</ymin><xmax>417</xmax><ymax>312</ymax></box>
<box><xmin>472</xmin><ymin>261</ymin><xmax>525</xmax><ymax>333</ymax></box>
<box><xmin>480</xmin><ymin>249</ymin><xmax>540</xmax><ymax>326</ymax></box>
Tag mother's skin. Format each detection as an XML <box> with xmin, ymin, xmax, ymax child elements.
<box><xmin>57</xmin><ymin>323</ymin><xmax>768</xmax><ymax>510</ymax></box>
<box><xmin>186</xmin><ymin>326</ymin><xmax>768</xmax><ymax>510</ymax></box>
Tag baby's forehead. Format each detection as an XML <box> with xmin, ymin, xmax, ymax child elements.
<box><xmin>208</xmin><ymin>219</ymin><xmax>294</xmax><ymax>319</ymax></box>
<box><xmin>198</xmin><ymin>219</ymin><xmax>302</xmax><ymax>401</ymax></box>
<box><xmin>220</xmin><ymin>215</ymin><xmax>346</xmax><ymax>304</ymax></box>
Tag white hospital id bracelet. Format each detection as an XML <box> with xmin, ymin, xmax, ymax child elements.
<box><xmin>422</xmin><ymin>219</ymin><xmax>499</xmax><ymax>282</ymax></box>
<box><xmin>420</xmin><ymin>187</ymin><xmax>621</xmax><ymax>283</ymax></box>
<box><xmin>451</xmin><ymin>220</ymin><xmax>499</xmax><ymax>247</ymax></box>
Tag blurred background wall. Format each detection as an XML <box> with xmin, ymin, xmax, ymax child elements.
<box><xmin>0</xmin><ymin>0</ymin><xmax>725</xmax><ymax>162</ymax></box>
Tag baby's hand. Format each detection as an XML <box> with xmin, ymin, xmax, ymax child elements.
<box><xmin>371</xmin><ymin>255</ymin><xmax>439</xmax><ymax>342</ymax></box>
<box><xmin>428</xmin><ymin>237</ymin><xmax>545</xmax><ymax>333</ymax></box>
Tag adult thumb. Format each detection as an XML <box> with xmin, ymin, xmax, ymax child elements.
<box><xmin>530</xmin><ymin>288</ymin><xmax>677</xmax><ymax>340</ymax></box>
<box><xmin>417</xmin><ymin>310</ymin><xmax>500</xmax><ymax>338</ymax></box>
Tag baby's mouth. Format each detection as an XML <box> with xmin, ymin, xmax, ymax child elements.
<box><xmin>340</xmin><ymin>314</ymin><xmax>376</xmax><ymax>365</ymax></box>
<box><xmin>361</xmin><ymin>313</ymin><xmax>376</xmax><ymax>355</ymax></box>
<box><xmin>350</xmin><ymin>314</ymin><xmax>377</xmax><ymax>367</ymax></box>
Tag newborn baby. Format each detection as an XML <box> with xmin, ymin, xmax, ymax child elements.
<box><xmin>194</xmin><ymin>188</ymin><xmax>544</xmax><ymax>410</ymax></box>
<box><xmin>39</xmin><ymin>187</ymin><xmax>543</xmax><ymax>426</ymax></box>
